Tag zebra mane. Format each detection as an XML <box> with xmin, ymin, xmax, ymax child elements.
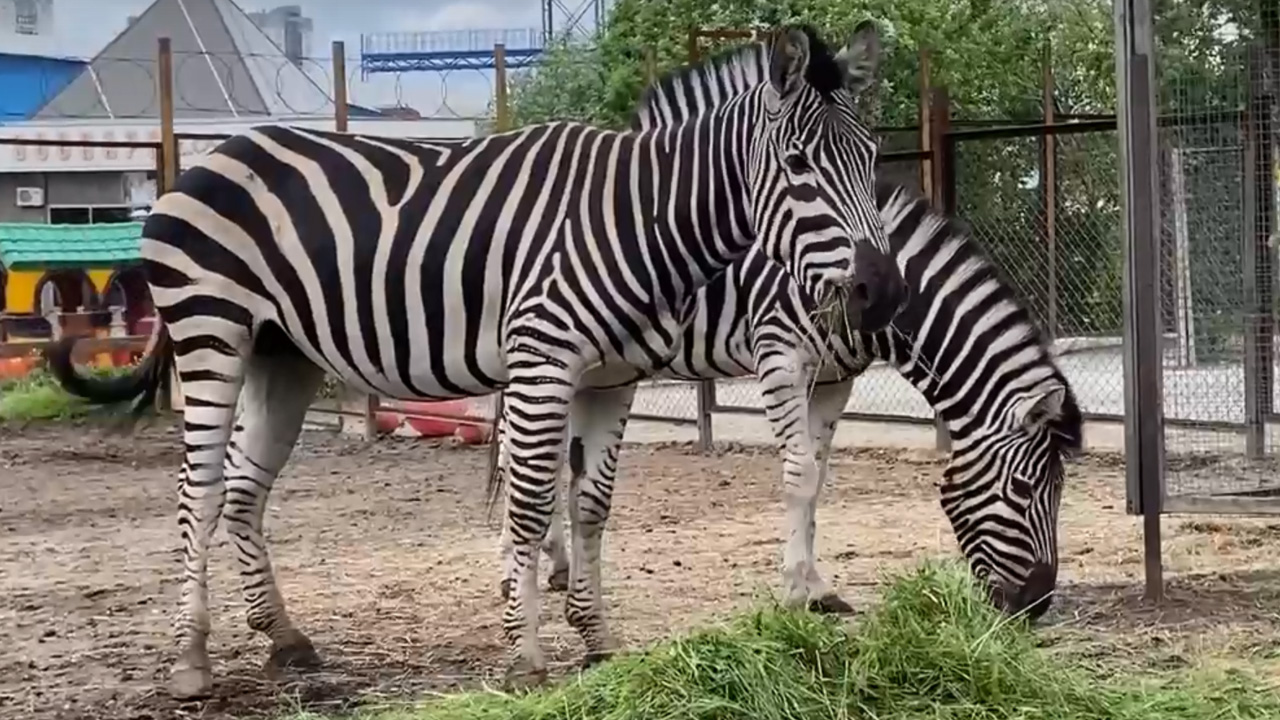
<box><xmin>629</xmin><ymin>24</ymin><xmax>842</xmax><ymax>131</ymax></box>
<box><xmin>876</xmin><ymin>180</ymin><xmax>1084</xmax><ymax>449</ymax></box>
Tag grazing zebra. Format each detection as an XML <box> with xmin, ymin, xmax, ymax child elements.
<box><xmin>45</xmin><ymin>23</ymin><xmax>902</xmax><ymax>697</ymax></box>
<box><xmin>498</xmin><ymin>178</ymin><xmax>1083</xmax><ymax>621</ymax></box>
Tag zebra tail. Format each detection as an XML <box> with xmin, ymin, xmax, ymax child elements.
<box><xmin>43</xmin><ymin>320</ymin><xmax>174</xmax><ymax>419</ymax></box>
<box><xmin>482</xmin><ymin>391</ymin><xmax>505</xmax><ymax>525</ymax></box>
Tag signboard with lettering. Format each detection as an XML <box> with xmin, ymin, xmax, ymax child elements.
<box><xmin>0</xmin><ymin>118</ymin><xmax>477</xmax><ymax>173</ymax></box>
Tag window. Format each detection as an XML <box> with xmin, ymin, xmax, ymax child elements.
<box><xmin>48</xmin><ymin>207</ymin><xmax>90</xmax><ymax>224</ymax></box>
<box><xmin>91</xmin><ymin>206</ymin><xmax>134</xmax><ymax>223</ymax></box>
<box><xmin>14</xmin><ymin>0</ymin><xmax>38</xmax><ymax>35</ymax></box>
<box><xmin>48</xmin><ymin>206</ymin><xmax>135</xmax><ymax>224</ymax></box>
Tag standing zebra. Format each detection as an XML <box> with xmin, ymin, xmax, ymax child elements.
<box><xmin>46</xmin><ymin>24</ymin><xmax>901</xmax><ymax>697</ymax></box>
<box><xmin>498</xmin><ymin>179</ymin><xmax>1083</xmax><ymax>621</ymax></box>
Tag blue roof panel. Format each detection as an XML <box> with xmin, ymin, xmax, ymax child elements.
<box><xmin>0</xmin><ymin>53</ymin><xmax>86</xmax><ymax>121</ymax></box>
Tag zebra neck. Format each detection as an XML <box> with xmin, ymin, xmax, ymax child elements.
<box><xmin>649</xmin><ymin>102</ymin><xmax>758</xmax><ymax>304</ymax></box>
<box><xmin>878</xmin><ymin>329</ymin><xmax>985</xmax><ymax>438</ymax></box>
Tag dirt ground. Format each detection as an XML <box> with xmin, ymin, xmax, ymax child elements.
<box><xmin>3</xmin><ymin>421</ymin><xmax>1279</xmax><ymax>720</ymax></box>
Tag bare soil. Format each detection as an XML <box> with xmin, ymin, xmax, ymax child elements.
<box><xmin>2</xmin><ymin>422</ymin><xmax>1279</xmax><ymax>720</ymax></box>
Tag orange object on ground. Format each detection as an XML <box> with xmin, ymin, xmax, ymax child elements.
<box><xmin>0</xmin><ymin>356</ymin><xmax>38</xmax><ymax>380</ymax></box>
<box><xmin>374</xmin><ymin>399</ymin><xmax>493</xmax><ymax>444</ymax></box>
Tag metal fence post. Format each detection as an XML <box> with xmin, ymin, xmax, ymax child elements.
<box><xmin>927</xmin><ymin>86</ymin><xmax>954</xmax><ymax>454</ymax></box>
<box><xmin>1115</xmin><ymin>0</ymin><xmax>1165</xmax><ymax>603</ymax></box>
<box><xmin>332</xmin><ymin>40</ymin><xmax>349</xmax><ymax>133</ymax></box>
<box><xmin>1041</xmin><ymin>39</ymin><xmax>1060</xmax><ymax>340</ymax></box>
<box><xmin>696</xmin><ymin>379</ymin><xmax>715</xmax><ymax>451</ymax></box>
<box><xmin>494</xmin><ymin>44</ymin><xmax>511</xmax><ymax>132</ymax></box>
<box><xmin>364</xmin><ymin>393</ymin><xmax>379</xmax><ymax>441</ymax></box>
<box><xmin>1242</xmin><ymin>46</ymin><xmax>1275</xmax><ymax>460</ymax></box>
<box><xmin>156</xmin><ymin>36</ymin><xmax>177</xmax><ymax>414</ymax></box>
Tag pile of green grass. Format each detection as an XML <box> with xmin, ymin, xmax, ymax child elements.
<box><xmin>322</xmin><ymin>561</ymin><xmax>1277</xmax><ymax>720</ymax></box>
<box><xmin>0</xmin><ymin>362</ymin><xmax>137</xmax><ymax>422</ymax></box>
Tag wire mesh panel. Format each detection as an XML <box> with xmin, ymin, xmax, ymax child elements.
<box><xmin>953</xmin><ymin>127</ymin><xmax>1127</xmax><ymax>421</ymax></box>
<box><xmin>1157</xmin><ymin>39</ymin><xmax>1280</xmax><ymax>508</ymax></box>
<box><xmin>631</xmin><ymin>380</ymin><xmax>701</xmax><ymax>423</ymax></box>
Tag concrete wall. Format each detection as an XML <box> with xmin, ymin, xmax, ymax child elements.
<box><xmin>0</xmin><ymin>171</ymin><xmax>128</xmax><ymax>222</ymax></box>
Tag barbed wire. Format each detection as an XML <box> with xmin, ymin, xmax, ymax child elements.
<box><xmin>16</xmin><ymin>51</ymin><xmax>498</xmax><ymax>122</ymax></box>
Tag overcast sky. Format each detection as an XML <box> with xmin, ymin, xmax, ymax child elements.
<box><xmin>49</xmin><ymin>0</ymin><xmax>561</xmax><ymax>118</ymax></box>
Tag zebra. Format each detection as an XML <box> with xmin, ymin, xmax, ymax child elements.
<box><xmin>497</xmin><ymin>178</ymin><xmax>1084</xmax><ymax>622</ymax></box>
<box><xmin>45</xmin><ymin>23</ymin><xmax>902</xmax><ymax>698</ymax></box>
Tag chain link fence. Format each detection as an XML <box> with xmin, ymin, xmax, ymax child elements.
<box><xmin>954</xmin><ymin>125</ymin><xmax>1128</xmax><ymax>421</ymax></box>
<box><xmin>1156</xmin><ymin>39</ymin><xmax>1280</xmax><ymax>508</ymax></box>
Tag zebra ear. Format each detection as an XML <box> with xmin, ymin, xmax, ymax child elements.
<box><xmin>769</xmin><ymin>28</ymin><xmax>812</xmax><ymax>100</ymax></box>
<box><xmin>836</xmin><ymin>20</ymin><xmax>881</xmax><ymax>98</ymax></box>
<box><xmin>1014</xmin><ymin>385</ymin><xmax>1067</xmax><ymax>432</ymax></box>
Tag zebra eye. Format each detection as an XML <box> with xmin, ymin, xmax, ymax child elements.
<box><xmin>1010</xmin><ymin>475</ymin><xmax>1034</xmax><ymax>499</ymax></box>
<box><xmin>784</xmin><ymin>151</ymin><xmax>812</xmax><ymax>174</ymax></box>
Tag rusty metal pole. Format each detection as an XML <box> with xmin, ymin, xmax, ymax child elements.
<box><xmin>332</xmin><ymin>40</ymin><xmax>349</xmax><ymax>132</ymax></box>
<box><xmin>928</xmin><ymin>86</ymin><xmax>953</xmax><ymax>454</ymax></box>
<box><xmin>918</xmin><ymin>49</ymin><xmax>933</xmax><ymax>199</ymax></box>
<box><xmin>1042</xmin><ymin>40</ymin><xmax>1059</xmax><ymax>340</ymax></box>
<box><xmin>156</xmin><ymin>36</ymin><xmax>177</xmax><ymax>413</ymax></box>
<box><xmin>157</xmin><ymin>37</ymin><xmax>177</xmax><ymax>194</ymax></box>
<box><xmin>494</xmin><ymin>43</ymin><xmax>511</xmax><ymax>132</ymax></box>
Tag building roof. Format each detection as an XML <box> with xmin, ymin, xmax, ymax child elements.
<box><xmin>0</xmin><ymin>53</ymin><xmax>87</xmax><ymax>121</ymax></box>
<box><xmin>34</xmin><ymin>0</ymin><xmax>336</xmax><ymax>120</ymax></box>
<box><xmin>0</xmin><ymin>223</ymin><xmax>142</xmax><ymax>270</ymax></box>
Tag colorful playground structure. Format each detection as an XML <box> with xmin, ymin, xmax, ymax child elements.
<box><xmin>0</xmin><ymin>221</ymin><xmax>154</xmax><ymax>377</ymax></box>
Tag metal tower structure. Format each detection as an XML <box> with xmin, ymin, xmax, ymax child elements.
<box><xmin>543</xmin><ymin>0</ymin><xmax>608</xmax><ymax>42</ymax></box>
<box><xmin>360</xmin><ymin>0</ymin><xmax>610</xmax><ymax>75</ymax></box>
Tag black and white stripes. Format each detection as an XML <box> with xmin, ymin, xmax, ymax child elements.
<box><xmin>46</xmin><ymin>23</ymin><xmax>899</xmax><ymax>698</ymax></box>
<box><xmin>507</xmin><ymin>179</ymin><xmax>1083</xmax><ymax>621</ymax></box>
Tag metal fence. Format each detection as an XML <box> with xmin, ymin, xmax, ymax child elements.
<box><xmin>1151</xmin><ymin>40</ymin><xmax>1280</xmax><ymax>513</ymax></box>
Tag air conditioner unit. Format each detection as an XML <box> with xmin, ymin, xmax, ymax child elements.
<box><xmin>15</xmin><ymin>186</ymin><xmax>45</xmax><ymax>207</ymax></box>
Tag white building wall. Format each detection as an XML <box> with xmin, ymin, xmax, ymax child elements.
<box><xmin>0</xmin><ymin>0</ymin><xmax>57</xmax><ymax>57</ymax></box>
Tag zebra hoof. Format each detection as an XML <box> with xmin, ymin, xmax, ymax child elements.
<box><xmin>169</xmin><ymin>665</ymin><xmax>213</xmax><ymax>701</ymax></box>
<box><xmin>547</xmin><ymin>567</ymin><xmax>570</xmax><ymax>593</ymax></box>
<box><xmin>807</xmin><ymin>594</ymin><xmax>855</xmax><ymax>616</ymax></box>
<box><xmin>499</xmin><ymin>578</ymin><xmax>514</xmax><ymax>601</ymax></box>
<box><xmin>581</xmin><ymin>650</ymin><xmax>615</xmax><ymax>670</ymax></box>
<box><xmin>263</xmin><ymin>634</ymin><xmax>322</xmax><ymax>675</ymax></box>
<box><xmin>503</xmin><ymin>662</ymin><xmax>548</xmax><ymax>691</ymax></box>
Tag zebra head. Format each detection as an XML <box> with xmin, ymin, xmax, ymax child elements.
<box><xmin>752</xmin><ymin>23</ymin><xmax>906</xmax><ymax>330</ymax></box>
<box><xmin>941</xmin><ymin>381</ymin><xmax>1083</xmax><ymax>621</ymax></box>
<box><xmin>632</xmin><ymin>22</ymin><xmax>906</xmax><ymax>332</ymax></box>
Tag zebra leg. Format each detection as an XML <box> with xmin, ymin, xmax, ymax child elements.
<box><xmin>755</xmin><ymin>348</ymin><xmax>832</xmax><ymax>612</ymax></box>
<box><xmin>221</xmin><ymin>352</ymin><xmax>325</xmax><ymax>674</ymax></box>
<box><xmin>563</xmin><ymin>385</ymin><xmax>635</xmax><ymax>667</ymax></box>
<box><xmin>799</xmin><ymin>377</ymin><xmax>856</xmax><ymax>614</ymax></box>
<box><xmin>500</xmin><ymin>373</ymin><xmax>575</xmax><ymax>687</ymax></box>
<box><xmin>544</xmin><ymin>484</ymin><xmax>571</xmax><ymax>592</ymax></box>
<box><xmin>169</xmin><ymin>328</ymin><xmax>251</xmax><ymax>700</ymax></box>
<box><xmin>498</xmin><ymin>473</ymin><xmax>570</xmax><ymax>600</ymax></box>
<box><xmin>497</xmin><ymin>407</ymin><xmax>569</xmax><ymax>601</ymax></box>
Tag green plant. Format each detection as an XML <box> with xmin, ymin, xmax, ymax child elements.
<box><xmin>0</xmin><ymin>360</ymin><xmax>141</xmax><ymax>423</ymax></box>
<box><xmin>286</xmin><ymin>561</ymin><xmax>1280</xmax><ymax>720</ymax></box>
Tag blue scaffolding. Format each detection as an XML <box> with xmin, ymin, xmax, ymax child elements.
<box><xmin>359</xmin><ymin>29</ymin><xmax>548</xmax><ymax>74</ymax></box>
